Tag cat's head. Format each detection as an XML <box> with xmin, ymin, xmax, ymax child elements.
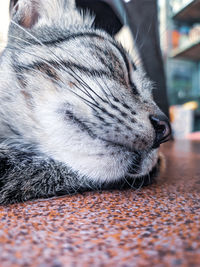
<box><xmin>1</xmin><ymin>0</ymin><xmax>171</xmax><ymax>185</ymax></box>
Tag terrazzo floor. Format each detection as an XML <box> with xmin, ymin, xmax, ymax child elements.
<box><xmin>0</xmin><ymin>140</ymin><xmax>200</xmax><ymax>267</ymax></box>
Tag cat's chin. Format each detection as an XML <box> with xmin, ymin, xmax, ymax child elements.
<box><xmin>126</xmin><ymin>151</ymin><xmax>165</xmax><ymax>181</ymax></box>
<box><xmin>100</xmin><ymin>153</ymin><xmax>164</xmax><ymax>190</ymax></box>
<box><xmin>126</xmin><ymin>151</ymin><xmax>165</xmax><ymax>187</ymax></box>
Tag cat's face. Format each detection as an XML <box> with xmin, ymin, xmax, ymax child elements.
<box><xmin>1</xmin><ymin>0</ymin><xmax>171</xmax><ymax>185</ymax></box>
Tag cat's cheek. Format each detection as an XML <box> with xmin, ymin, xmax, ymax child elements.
<box><xmin>54</xmin><ymin>150</ymin><xmax>131</xmax><ymax>183</ymax></box>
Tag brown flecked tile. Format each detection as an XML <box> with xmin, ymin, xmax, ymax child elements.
<box><xmin>0</xmin><ymin>140</ymin><xmax>200</xmax><ymax>267</ymax></box>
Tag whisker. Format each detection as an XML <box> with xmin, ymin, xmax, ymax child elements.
<box><xmin>123</xmin><ymin>175</ymin><xmax>138</xmax><ymax>190</ymax></box>
<box><xmin>7</xmin><ymin>34</ymin><xmax>38</xmax><ymax>47</ymax></box>
<box><xmin>8</xmin><ymin>25</ymin><xmax>111</xmax><ymax>105</ymax></box>
<box><xmin>92</xmin><ymin>77</ymin><xmax>113</xmax><ymax>105</ymax></box>
<box><xmin>64</xmin><ymin>71</ymin><xmax>103</xmax><ymax>104</ymax></box>
<box><xmin>5</xmin><ymin>33</ymin><xmax>109</xmax><ymax>109</ymax></box>
<box><xmin>10</xmin><ymin>20</ymin><xmax>45</xmax><ymax>46</ymax></box>
<box><xmin>137</xmin><ymin>177</ymin><xmax>145</xmax><ymax>190</ymax></box>
<box><xmin>0</xmin><ymin>67</ymin><xmax>98</xmax><ymax>113</ymax></box>
<box><xmin>2</xmin><ymin>44</ymin><xmax>102</xmax><ymax>109</ymax></box>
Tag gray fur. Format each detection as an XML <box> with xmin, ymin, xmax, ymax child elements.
<box><xmin>0</xmin><ymin>138</ymin><xmax>94</xmax><ymax>203</ymax></box>
<box><xmin>0</xmin><ymin>0</ymin><xmax>163</xmax><ymax>204</ymax></box>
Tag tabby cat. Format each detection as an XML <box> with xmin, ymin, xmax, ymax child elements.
<box><xmin>0</xmin><ymin>0</ymin><xmax>171</xmax><ymax>204</ymax></box>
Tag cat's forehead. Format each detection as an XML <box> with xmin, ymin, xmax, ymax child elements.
<box><xmin>8</xmin><ymin>0</ymin><xmax>133</xmax><ymax>81</ymax></box>
<box><xmin>9</xmin><ymin>27</ymin><xmax>153</xmax><ymax>103</ymax></box>
<box><xmin>11</xmin><ymin>30</ymin><xmax>131</xmax><ymax>80</ymax></box>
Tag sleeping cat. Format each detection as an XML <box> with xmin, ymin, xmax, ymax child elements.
<box><xmin>0</xmin><ymin>0</ymin><xmax>171</xmax><ymax>204</ymax></box>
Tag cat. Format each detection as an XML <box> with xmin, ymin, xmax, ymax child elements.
<box><xmin>0</xmin><ymin>0</ymin><xmax>171</xmax><ymax>204</ymax></box>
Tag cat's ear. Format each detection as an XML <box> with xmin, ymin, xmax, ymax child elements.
<box><xmin>10</xmin><ymin>0</ymin><xmax>40</xmax><ymax>29</ymax></box>
<box><xmin>9</xmin><ymin>0</ymin><xmax>76</xmax><ymax>29</ymax></box>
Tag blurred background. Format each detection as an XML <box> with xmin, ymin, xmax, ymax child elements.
<box><xmin>0</xmin><ymin>0</ymin><xmax>200</xmax><ymax>139</ymax></box>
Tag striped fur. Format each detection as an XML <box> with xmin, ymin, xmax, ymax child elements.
<box><xmin>0</xmin><ymin>0</ymin><xmax>163</xmax><ymax>204</ymax></box>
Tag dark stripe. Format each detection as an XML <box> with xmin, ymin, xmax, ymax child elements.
<box><xmin>113</xmin><ymin>45</ymin><xmax>138</xmax><ymax>95</ymax></box>
<box><xmin>40</xmin><ymin>32</ymin><xmax>104</xmax><ymax>46</ymax></box>
<box><xmin>130</xmin><ymin>81</ymin><xmax>139</xmax><ymax>95</ymax></box>
<box><xmin>61</xmin><ymin>61</ymin><xmax>110</xmax><ymax>78</ymax></box>
<box><xmin>14</xmin><ymin>60</ymin><xmax>110</xmax><ymax>79</ymax></box>
<box><xmin>3</xmin><ymin>122</ymin><xmax>22</xmax><ymax>137</ymax></box>
<box><xmin>65</xmin><ymin>110</ymin><xmax>96</xmax><ymax>139</ymax></box>
<box><xmin>108</xmin><ymin>41</ymin><xmax>137</xmax><ymax>71</ymax></box>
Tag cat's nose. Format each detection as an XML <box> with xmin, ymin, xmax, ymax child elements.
<box><xmin>150</xmin><ymin>115</ymin><xmax>171</xmax><ymax>148</ymax></box>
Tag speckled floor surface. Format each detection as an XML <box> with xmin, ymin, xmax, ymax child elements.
<box><xmin>0</xmin><ymin>140</ymin><xmax>200</xmax><ymax>267</ymax></box>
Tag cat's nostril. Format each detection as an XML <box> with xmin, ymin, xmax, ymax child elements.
<box><xmin>150</xmin><ymin>115</ymin><xmax>171</xmax><ymax>148</ymax></box>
